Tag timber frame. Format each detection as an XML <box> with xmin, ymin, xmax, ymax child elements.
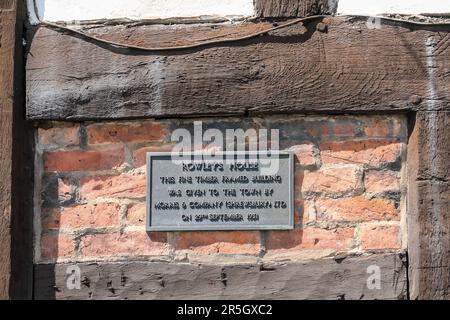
<box><xmin>1</xmin><ymin>0</ymin><xmax>449</xmax><ymax>299</ymax></box>
<box><xmin>0</xmin><ymin>0</ymin><xmax>34</xmax><ymax>300</ymax></box>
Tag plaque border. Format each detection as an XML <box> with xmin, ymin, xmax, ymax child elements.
<box><xmin>146</xmin><ymin>151</ymin><xmax>295</xmax><ymax>231</ymax></box>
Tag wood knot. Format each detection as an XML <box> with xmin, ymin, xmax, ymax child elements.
<box><xmin>409</xmin><ymin>95</ymin><xmax>422</xmax><ymax>105</ymax></box>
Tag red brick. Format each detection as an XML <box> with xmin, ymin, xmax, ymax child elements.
<box><xmin>332</xmin><ymin>121</ymin><xmax>358</xmax><ymax>136</ymax></box>
<box><xmin>364</xmin><ymin>119</ymin><xmax>391</xmax><ymax>137</ymax></box>
<box><xmin>133</xmin><ymin>144</ymin><xmax>175</xmax><ymax>167</ymax></box>
<box><xmin>299</xmin><ymin>167</ymin><xmax>361</xmax><ymax>194</ymax></box>
<box><xmin>364</xmin><ymin>170</ymin><xmax>400</xmax><ymax>193</ymax></box>
<box><xmin>44</xmin><ymin>148</ymin><xmax>125</xmax><ymax>172</ymax></box>
<box><xmin>42</xmin><ymin>203</ymin><xmax>120</xmax><ymax>230</ymax></box>
<box><xmin>266</xmin><ymin>227</ymin><xmax>354</xmax><ymax>251</ymax></box>
<box><xmin>80</xmin><ymin>172</ymin><xmax>146</xmax><ymax>200</ymax></box>
<box><xmin>294</xmin><ymin>200</ymin><xmax>313</xmax><ymax>225</ymax></box>
<box><xmin>315</xmin><ymin>196</ymin><xmax>399</xmax><ymax>222</ymax></box>
<box><xmin>192</xmin><ymin>144</ymin><xmax>223</xmax><ymax>152</ymax></box>
<box><xmin>126</xmin><ymin>203</ymin><xmax>146</xmax><ymax>225</ymax></box>
<box><xmin>391</xmin><ymin>118</ymin><xmax>404</xmax><ymax>136</ymax></box>
<box><xmin>289</xmin><ymin>143</ymin><xmax>316</xmax><ymax>167</ymax></box>
<box><xmin>57</xmin><ymin>177</ymin><xmax>74</xmax><ymax>203</ymax></box>
<box><xmin>306</xmin><ymin>120</ymin><xmax>358</xmax><ymax>137</ymax></box>
<box><xmin>306</xmin><ymin>123</ymin><xmax>330</xmax><ymax>136</ymax></box>
<box><xmin>39</xmin><ymin>125</ymin><xmax>80</xmax><ymax>149</ymax></box>
<box><xmin>320</xmin><ymin>139</ymin><xmax>401</xmax><ymax>167</ymax></box>
<box><xmin>87</xmin><ymin>121</ymin><xmax>168</xmax><ymax>145</ymax></box>
<box><xmin>364</xmin><ymin>117</ymin><xmax>404</xmax><ymax>137</ymax></box>
<box><xmin>174</xmin><ymin>231</ymin><xmax>260</xmax><ymax>255</ymax></box>
<box><xmin>360</xmin><ymin>225</ymin><xmax>401</xmax><ymax>250</ymax></box>
<box><xmin>41</xmin><ymin>208</ymin><xmax>59</xmax><ymax>230</ymax></box>
<box><xmin>40</xmin><ymin>234</ymin><xmax>76</xmax><ymax>260</ymax></box>
<box><xmin>81</xmin><ymin>232</ymin><xmax>170</xmax><ymax>257</ymax></box>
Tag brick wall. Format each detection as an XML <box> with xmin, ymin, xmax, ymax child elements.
<box><xmin>35</xmin><ymin>115</ymin><xmax>407</xmax><ymax>264</ymax></box>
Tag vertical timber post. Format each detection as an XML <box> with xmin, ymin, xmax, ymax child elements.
<box><xmin>0</xmin><ymin>0</ymin><xmax>33</xmax><ymax>299</ymax></box>
<box><xmin>0</xmin><ymin>0</ymin><xmax>17</xmax><ymax>299</ymax></box>
<box><xmin>408</xmin><ymin>111</ymin><xmax>450</xmax><ymax>299</ymax></box>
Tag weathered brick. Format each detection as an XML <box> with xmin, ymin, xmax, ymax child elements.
<box><xmin>315</xmin><ymin>196</ymin><xmax>399</xmax><ymax>222</ymax></box>
<box><xmin>364</xmin><ymin>117</ymin><xmax>404</xmax><ymax>137</ymax></box>
<box><xmin>35</xmin><ymin>116</ymin><xmax>407</xmax><ymax>263</ymax></box>
<box><xmin>294</xmin><ymin>200</ymin><xmax>314</xmax><ymax>225</ymax></box>
<box><xmin>41</xmin><ymin>208</ymin><xmax>59</xmax><ymax>230</ymax></box>
<box><xmin>57</xmin><ymin>177</ymin><xmax>74</xmax><ymax>203</ymax></box>
<box><xmin>320</xmin><ymin>139</ymin><xmax>401</xmax><ymax>167</ymax></box>
<box><xmin>80</xmin><ymin>171</ymin><xmax>146</xmax><ymax>200</ymax></box>
<box><xmin>332</xmin><ymin>120</ymin><xmax>358</xmax><ymax>136</ymax></box>
<box><xmin>174</xmin><ymin>231</ymin><xmax>260</xmax><ymax>255</ymax></box>
<box><xmin>39</xmin><ymin>125</ymin><xmax>80</xmax><ymax>149</ymax></box>
<box><xmin>288</xmin><ymin>143</ymin><xmax>316</xmax><ymax>167</ymax></box>
<box><xmin>306</xmin><ymin>122</ymin><xmax>330</xmax><ymax>137</ymax></box>
<box><xmin>126</xmin><ymin>203</ymin><xmax>146</xmax><ymax>225</ymax></box>
<box><xmin>364</xmin><ymin>170</ymin><xmax>400</xmax><ymax>193</ymax></box>
<box><xmin>87</xmin><ymin>121</ymin><xmax>168</xmax><ymax>145</ymax></box>
<box><xmin>44</xmin><ymin>148</ymin><xmax>125</xmax><ymax>172</ymax></box>
<box><xmin>40</xmin><ymin>234</ymin><xmax>76</xmax><ymax>260</ymax></box>
<box><xmin>41</xmin><ymin>175</ymin><xmax>76</xmax><ymax>207</ymax></box>
<box><xmin>133</xmin><ymin>144</ymin><xmax>175</xmax><ymax>167</ymax></box>
<box><xmin>306</xmin><ymin>119</ymin><xmax>358</xmax><ymax>137</ymax></box>
<box><xmin>299</xmin><ymin>167</ymin><xmax>362</xmax><ymax>194</ymax></box>
<box><xmin>266</xmin><ymin>227</ymin><xmax>354</xmax><ymax>251</ymax></box>
<box><xmin>42</xmin><ymin>203</ymin><xmax>120</xmax><ymax>230</ymax></box>
<box><xmin>359</xmin><ymin>225</ymin><xmax>401</xmax><ymax>250</ymax></box>
<box><xmin>81</xmin><ymin>232</ymin><xmax>170</xmax><ymax>257</ymax></box>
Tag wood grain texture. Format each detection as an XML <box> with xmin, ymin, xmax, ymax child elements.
<box><xmin>34</xmin><ymin>254</ymin><xmax>407</xmax><ymax>300</ymax></box>
<box><xmin>0</xmin><ymin>0</ymin><xmax>33</xmax><ymax>299</ymax></box>
<box><xmin>26</xmin><ymin>16</ymin><xmax>450</xmax><ymax>121</ymax></box>
<box><xmin>0</xmin><ymin>0</ymin><xmax>17</xmax><ymax>299</ymax></box>
<box><xmin>23</xmin><ymin>14</ymin><xmax>450</xmax><ymax>300</ymax></box>
<box><xmin>255</xmin><ymin>0</ymin><xmax>337</xmax><ymax>18</ymax></box>
<box><xmin>408</xmin><ymin>111</ymin><xmax>450</xmax><ymax>300</ymax></box>
<box><xmin>9</xmin><ymin>0</ymin><xmax>34</xmax><ymax>299</ymax></box>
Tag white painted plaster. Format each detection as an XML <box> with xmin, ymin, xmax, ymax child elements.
<box><xmin>337</xmin><ymin>0</ymin><xmax>450</xmax><ymax>16</ymax></box>
<box><xmin>27</xmin><ymin>0</ymin><xmax>254</xmax><ymax>24</ymax></box>
<box><xmin>27</xmin><ymin>0</ymin><xmax>450</xmax><ymax>25</ymax></box>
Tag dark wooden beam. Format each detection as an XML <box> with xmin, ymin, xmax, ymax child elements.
<box><xmin>255</xmin><ymin>0</ymin><xmax>337</xmax><ymax>18</ymax></box>
<box><xmin>26</xmin><ymin>16</ymin><xmax>450</xmax><ymax>121</ymax></box>
<box><xmin>0</xmin><ymin>0</ymin><xmax>33</xmax><ymax>299</ymax></box>
<box><xmin>34</xmin><ymin>253</ymin><xmax>407</xmax><ymax>300</ymax></box>
<box><xmin>408</xmin><ymin>111</ymin><xmax>450</xmax><ymax>299</ymax></box>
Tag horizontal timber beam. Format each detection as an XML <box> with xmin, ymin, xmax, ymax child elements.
<box><xmin>26</xmin><ymin>16</ymin><xmax>450</xmax><ymax>121</ymax></box>
<box><xmin>255</xmin><ymin>0</ymin><xmax>337</xmax><ymax>18</ymax></box>
<box><xmin>34</xmin><ymin>254</ymin><xmax>407</xmax><ymax>300</ymax></box>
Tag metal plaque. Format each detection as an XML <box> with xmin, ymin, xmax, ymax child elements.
<box><xmin>146</xmin><ymin>151</ymin><xmax>294</xmax><ymax>231</ymax></box>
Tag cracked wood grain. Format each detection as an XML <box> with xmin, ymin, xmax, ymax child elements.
<box><xmin>1</xmin><ymin>0</ymin><xmax>33</xmax><ymax>299</ymax></box>
<box><xmin>408</xmin><ymin>111</ymin><xmax>450</xmax><ymax>300</ymax></box>
<box><xmin>0</xmin><ymin>0</ymin><xmax>17</xmax><ymax>299</ymax></box>
<box><xmin>26</xmin><ymin>16</ymin><xmax>450</xmax><ymax>120</ymax></box>
<box><xmin>255</xmin><ymin>0</ymin><xmax>337</xmax><ymax>18</ymax></box>
<box><xmin>34</xmin><ymin>253</ymin><xmax>407</xmax><ymax>300</ymax></box>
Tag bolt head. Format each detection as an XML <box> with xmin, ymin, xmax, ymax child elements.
<box><xmin>410</xmin><ymin>95</ymin><xmax>422</xmax><ymax>105</ymax></box>
<box><xmin>316</xmin><ymin>22</ymin><xmax>327</xmax><ymax>32</ymax></box>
